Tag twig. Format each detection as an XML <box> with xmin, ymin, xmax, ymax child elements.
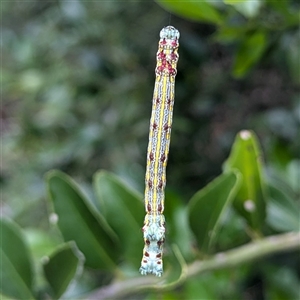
<box><xmin>87</xmin><ymin>231</ymin><xmax>300</xmax><ymax>300</ymax></box>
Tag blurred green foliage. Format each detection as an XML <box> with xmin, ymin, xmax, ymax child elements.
<box><xmin>1</xmin><ymin>0</ymin><xmax>299</xmax><ymax>299</ymax></box>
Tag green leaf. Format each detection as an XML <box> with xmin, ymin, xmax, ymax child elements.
<box><xmin>267</xmin><ymin>183</ymin><xmax>299</xmax><ymax>232</ymax></box>
<box><xmin>24</xmin><ymin>228</ymin><xmax>59</xmax><ymax>260</ymax></box>
<box><xmin>46</xmin><ymin>170</ymin><xmax>119</xmax><ymax>270</ymax></box>
<box><xmin>224</xmin><ymin>0</ymin><xmax>262</xmax><ymax>18</ymax></box>
<box><xmin>184</xmin><ymin>269</ymin><xmax>244</xmax><ymax>300</ymax></box>
<box><xmin>0</xmin><ymin>218</ymin><xmax>35</xmax><ymax>300</ymax></box>
<box><xmin>216</xmin><ymin>207</ymin><xmax>249</xmax><ymax>251</ymax></box>
<box><xmin>213</xmin><ymin>26</ymin><xmax>247</xmax><ymax>43</ymax></box>
<box><xmin>0</xmin><ymin>293</ymin><xmax>18</xmax><ymax>300</ymax></box>
<box><xmin>152</xmin><ymin>245</ymin><xmax>187</xmax><ymax>287</ymax></box>
<box><xmin>156</xmin><ymin>0</ymin><xmax>223</xmax><ymax>25</ymax></box>
<box><xmin>232</xmin><ymin>31</ymin><xmax>267</xmax><ymax>78</ymax></box>
<box><xmin>43</xmin><ymin>241</ymin><xmax>85</xmax><ymax>299</ymax></box>
<box><xmin>286</xmin><ymin>160</ymin><xmax>300</xmax><ymax>195</ymax></box>
<box><xmin>163</xmin><ymin>245</ymin><xmax>187</xmax><ymax>285</ymax></box>
<box><xmin>188</xmin><ymin>171</ymin><xmax>241</xmax><ymax>253</ymax></box>
<box><xmin>93</xmin><ymin>170</ymin><xmax>144</xmax><ymax>268</ymax></box>
<box><xmin>164</xmin><ymin>191</ymin><xmax>194</xmax><ymax>260</ymax></box>
<box><xmin>184</xmin><ymin>274</ymin><xmax>216</xmax><ymax>300</ymax></box>
<box><xmin>223</xmin><ymin>130</ymin><xmax>267</xmax><ymax>231</ymax></box>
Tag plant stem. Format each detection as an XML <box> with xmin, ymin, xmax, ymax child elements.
<box><xmin>87</xmin><ymin>231</ymin><xmax>300</xmax><ymax>300</ymax></box>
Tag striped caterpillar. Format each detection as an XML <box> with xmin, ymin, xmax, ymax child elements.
<box><xmin>139</xmin><ymin>26</ymin><xmax>180</xmax><ymax>277</ymax></box>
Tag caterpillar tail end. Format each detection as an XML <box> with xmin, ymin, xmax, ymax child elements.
<box><xmin>139</xmin><ymin>240</ymin><xmax>164</xmax><ymax>277</ymax></box>
<box><xmin>139</xmin><ymin>265</ymin><xmax>163</xmax><ymax>277</ymax></box>
<box><xmin>139</xmin><ymin>214</ymin><xmax>165</xmax><ymax>277</ymax></box>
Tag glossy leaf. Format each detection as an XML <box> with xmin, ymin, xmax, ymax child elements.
<box><xmin>216</xmin><ymin>207</ymin><xmax>249</xmax><ymax>251</ymax></box>
<box><xmin>24</xmin><ymin>228</ymin><xmax>59</xmax><ymax>260</ymax></box>
<box><xmin>223</xmin><ymin>130</ymin><xmax>267</xmax><ymax>231</ymax></box>
<box><xmin>267</xmin><ymin>183</ymin><xmax>299</xmax><ymax>232</ymax></box>
<box><xmin>188</xmin><ymin>171</ymin><xmax>241</xmax><ymax>253</ymax></box>
<box><xmin>46</xmin><ymin>170</ymin><xmax>119</xmax><ymax>270</ymax></box>
<box><xmin>0</xmin><ymin>218</ymin><xmax>35</xmax><ymax>299</ymax></box>
<box><xmin>156</xmin><ymin>0</ymin><xmax>223</xmax><ymax>24</ymax></box>
<box><xmin>93</xmin><ymin>170</ymin><xmax>144</xmax><ymax>267</ymax></box>
<box><xmin>233</xmin><ymin>31</ymin><xmax>267</xmax><ymax>78</ymax></box>
<box><xmin>43</xmin><ymin>241</ymin><xmax>84</xmax><ymax>299</ymax></box>
<box><xmin>164</xmin><ymin>191</ymin><xmax>194</xmax><ymax>260</ymax></box>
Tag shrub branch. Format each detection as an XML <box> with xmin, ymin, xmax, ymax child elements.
<box><xmin>87</xmin><ymin>231</ymin><xmax>300</xmax><ymax>300</ymax></box>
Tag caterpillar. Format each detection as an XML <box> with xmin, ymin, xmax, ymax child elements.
<box><xmin>139</xmin><ymin>26</ymin><xmax>180</xmax><ymax>277</ymax></box>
